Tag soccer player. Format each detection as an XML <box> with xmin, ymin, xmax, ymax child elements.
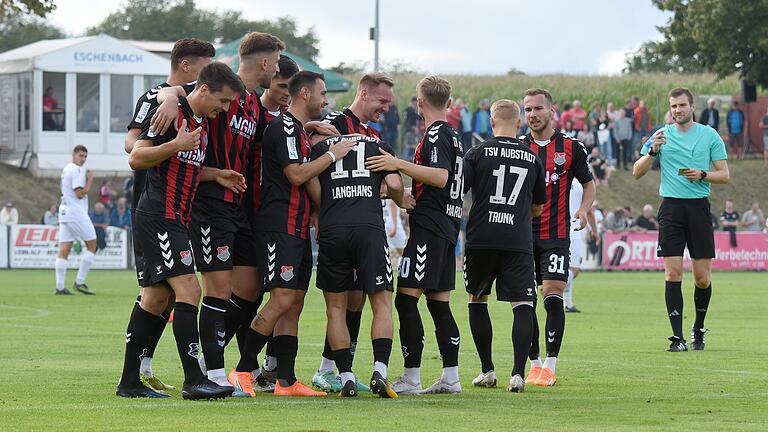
<box><xmin>307</xmin><ymin>133</ymin><xmax>405</xmax><ymax>398</ymax></box>
<box><xmin>520</xmin><ymin>88</ymin><xmax>595</xmax><ymax>387</ymax></box>
<box><xmin>261</xmin><ymin>54</ymin><xmax>299</xmax><ymax>121</ymax></box>
<box><xmin>227</xmin><ymin>71</ymin><xmax>355</xmax><ymax>397</ymax></box>
<box><xmin>383</xmin><ymin>198</ymin><xmax>407</xmax><ymax>268</ymax></box>
<box><xmin>117</xmin><ymin>62</ymin><xmax>243</xmax><ymax>399</ymax></box>
<box><xmin>563</xmin><ymin>180</ymin><xmax>598</xmax><ymax>313</ymax></box>
<box><xmin>463</xmin><ymin>100</ymin><xmax>546</xmax><ymax>393</ymax></box>
<box><xmin>123</xmin><ymin>37</ymin><xmax>215</xmax><ymax>393</ymax></box>
<box><xmin>309</xmin><ymin>72</ymin><xmax>396</xmax><ymax>393</ymax></box>
<box><xmin>366</xmin><ymin>75</ymin><xmax>465</xmax><ymax>394</ymax></box>
<box><xmin>633</xmin><ymin>87</ymin><xmax>729</xmax><ymax>352</ymax></box>
<box><xmin>55</xmin><ymin>145</ymin><xmax>97</xmax><ymax>296</ymax></box>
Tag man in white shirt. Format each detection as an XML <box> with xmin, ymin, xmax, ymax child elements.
<box><xmin>56</xmin><ymin>145</ymin><xmax>97</xmax><ymax>295</ymax></box>
<box><xmin>564</xmin><ymin>181</ymin><xmax>597</xmax><ymax>312</ymax></box>
<box><xmin>383</xmin><ymin>198</ymin><xmax>406</xmax><ymax>268</ymax></box>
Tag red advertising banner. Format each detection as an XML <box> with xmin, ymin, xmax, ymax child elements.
<box><xmin>602</xmin><ymin>231</ymin><xmax>768</xmax><ymax>270</ymax></box>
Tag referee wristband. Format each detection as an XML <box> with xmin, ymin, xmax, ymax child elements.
<box><xmin>326</xmin><ymin>151</ymin><xmax>336</xmax><ymax>163</ymax></box>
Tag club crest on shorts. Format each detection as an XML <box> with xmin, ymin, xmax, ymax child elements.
<box><xmin>217</xmin><ymin>245</ymin><xmax>230</xmax><ymax>262</ymax></box>
<box><xmin>554</xmin><ymin>152</ymin><xmax>566</xmax><ymax>166</ymax></box>
<box><xmin>280</xmin><ymin>265</ymin><xmax>294</xmax><ymax>281</ymax></box>
<box><xmin>180</xmin><ymin>250</ymin><xmax>193</xmax><ymax>266</ymax></box>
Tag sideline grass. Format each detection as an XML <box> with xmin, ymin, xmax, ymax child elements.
<box><xmin>0</xmin><ymin>270</ymin><xmax>766</xmax><ymax>431</ymax></box>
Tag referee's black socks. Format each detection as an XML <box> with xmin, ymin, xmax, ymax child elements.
<box><xmin>427</xmin><ymin>298</ymin><xmax>460</xmax><ymax>368</ymax></box>
<box><xmin>172</xmin><ymin>302</ymin><xmax>205</xmax><ymax>384</ymax></box>
<box><xmin>395</xmin><ymin>293</ymin><xmax>424</xmax><ymax>368</ymax></box>
<box><xmin>694</xmin><ymin>283</ymin><xmax>712</xmax><ymax>330</ymax></box>
<box><xmin>468</xmin><ymin>302</ymin><xmax>494</xmax><ymax>373</ymax></box>
<box><xmin>665</xmin><ymin>281</ymin><xmax>684</xmax><ymax>339</ymax></box>
<box><xmin>119</xmin><ymin>303</ymin><xmax>155</xmax><ymax>387</ymax></box>
<box><xmin>200</xmin><ymin>296</ymin><xmax>228</xmax><ymax>373</ymax></box>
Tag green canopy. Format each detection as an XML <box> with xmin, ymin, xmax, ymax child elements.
<box><xmin>214</xmin><ymin>37</ymin><xmax>352</xmax><ymax>93</ymax></box>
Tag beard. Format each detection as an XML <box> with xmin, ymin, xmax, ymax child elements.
<box><xmin>674</xmin><ymin>112</ymin><xmax>693</xmax><ymax>125</ymax></box>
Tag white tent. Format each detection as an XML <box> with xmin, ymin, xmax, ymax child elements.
<box><xmin>0</xmin><ymin>34</ymin><xmax>170</xmax><ymax>176</ymax></box>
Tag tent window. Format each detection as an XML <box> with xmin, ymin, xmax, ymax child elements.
<box><xmin>143</xmin><ymin>76</ymin><xmax>165</xmax><ymax>91</ymax></box>
<box><xmin>110</xmin><ymin>75</ymin><xmax>133</xmax><ymax>132</ymax></box>
<box><xmin>76</xmin><ymin>73</ymin><xmax>100</xmax><ymax>132</ymax></box>
<box><xmin>42</xmin><ymin>72</ymin><xmax>65</xmax><ymax>131</ymax></box>
<box><xmin>17</xmin><ymin>74</ymin><xmax>30</xmax><ymax>132</ymax></box>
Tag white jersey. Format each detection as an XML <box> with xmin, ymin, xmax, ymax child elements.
<box><xmin>59</xmin><ymin>162</ymin><xmax>89</xmax><ymax>223</ymax></box>
<box><xmin>382</xmin><ymin>199</ymin><xmax>397</xmax><ymax>232</ymax></box>
<box><xmin>569</xmin><ymin>181</ymin><xmax>584</xmax><ymax>239</ymax></box>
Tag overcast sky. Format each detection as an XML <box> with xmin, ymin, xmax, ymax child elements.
<box><xmin>48</xmin><ymin>0</ymin><xmax>669</xmax><ymax>75</ymax></box>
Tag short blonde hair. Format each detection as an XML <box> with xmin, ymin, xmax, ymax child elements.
<box><xmin>239</xmin><ymin>32</ymin><xmax>285</xmax><ymax>58</ymax></box>
<box><xmin>490</xmin><ymin>99</ymin><xmax>520</xmax><ymax>123</ymax></box>
<box><xmin>359</xmin><ymin>72</ymin><xmax>395</xmax><ymax>89</ymax></box>
<box><xmin>417</xmin><ymin>75</ymin><xmax>451</xmax><ymax>109</ymax></box>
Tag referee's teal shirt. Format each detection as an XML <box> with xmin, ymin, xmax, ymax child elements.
<box><xmin>641</xmin><ymin>123</ymin><xmax>728</xmax><ymax>198</ymax></box>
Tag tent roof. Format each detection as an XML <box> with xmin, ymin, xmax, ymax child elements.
<box><xmin>214</xmin><ymin>37</ymin><xmax>351</xmax><ymax>93</ymax></box>
<box><xmin>0</xmin><ymin>34</ymin><xmax>170</xmax><ymax>75</ymax></box>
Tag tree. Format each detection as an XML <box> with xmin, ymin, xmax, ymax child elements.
<box><xmin>216</xmin><ymin>12</ymin><xmax>319</xmax><ymax>61</ymax></box>
<box><xmin>0</xmin><ymin>11</ymin><xmax>65</xmax><ymax>53</ymax></box>
<box><xmin>624</xmin><ymin>40</ymin><xmax>706</xmax><ymax>74</ymax></box>
<box><xmin>0</xmin><ymin>0</ymin><xmax>54</xmax><ymax>19</ymax></box>
<box><xmin>627</xmin><ymin>0</ymin><xmax>768</xmax><ymax>88</ymax></box>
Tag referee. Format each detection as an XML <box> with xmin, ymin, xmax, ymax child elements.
<box><xmin>633</xmin><ymin>87</ymin><xmax>729</xmax><ymax>352</ymax></box>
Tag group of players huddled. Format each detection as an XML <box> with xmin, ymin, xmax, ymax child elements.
<box><xmin>115</xmin><ymin>32</ymin><xmax>596</xmax><ymax>400</ymax></box>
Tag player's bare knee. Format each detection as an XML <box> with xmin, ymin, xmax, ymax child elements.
<box><xmin>694</xmin><ymin>274</ymin><xmax>711</xmax><ymax>289</ymax></box>
<box><xmin>665</xmin><ymin>267</ymin><xmax>683</xmax><ymax>282</ymax></box>
<box><xmin>84</xmin><ymin>240</ymin><xmax>97</xmax><ymax>253</ymax></box>
<box><xmin>346</xmin><ymin>291</ymin><xmax>366</xmax><ymax>312</ymax></box>
<box><xmin>468</xmin><ymin>293</ymin><xmax>488</xmax><ymax>303</ymax></box>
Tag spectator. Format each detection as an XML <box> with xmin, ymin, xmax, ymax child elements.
<box><xmin>368</xmin><ymin>120</ymin><xmax>382</xmax><ymax>133</ymax></box>
<box><xmin>633</xmin><ymin>204</ymin><xmax>659</xmax><ymax>231</ymax></box>
<box><xmin>43</xmin><ymin>204</ymin><xmax>58</xmax><ymax>225</ymax></box>
<box><xmin>110</xmin><ymin>197</ymin><xmax>132</xmax><ymax>230</ymax></box>
<box><xmin>588</xmin><ymin>146</ymin><xmax>611</xmax><ymax>186</ymax></box>
<box><xmin>623</xmin><ymin>97</ymin><xmax>636</xmax><ymax>120</ymax></box>
<box><xmin>122</xmin><ymin>176</ymin><xmax>134</xmax><ymax>207</ymax></box>
<box><xmin>559</xmin><ymin>103</ymin><xmax>572</xmax><ymax>131</ymax></box>
<box><xmin>0</xmin><ymin>201</ymin><xmax>19</xmax><ymax>224</ymax></box>
<box><xmin>589</xmin><ymin>102</ymin><xmax>601</xmax><ymax>132</ymax></box>
<box><xmin>613</xmin><ymin>109</ymin><xmax>633</xmax><ymax>170</ymax></box>
<box><xmin>720</xmin><ymin>199</ymin><xmax>740</xmax><ymax>247</ymax></box>
<box><xmin>446</xmin><ymin>98</ymin><xmax>461</xmax><ymax>130</ymax></box>
<box><xmin>623</xmin><ymin>206</ymin><xmax>635</xmax><ymax>227</ymax></box>
<box><xmin>759</xmin><ymin>105</ymin><xmax>768</xmax><ymax>168</ymax></box>
<box><xmin>473</xmin><ymin>98</ymin><xmax>492</xmax><ymax>139</ymax></box>
<box><xmin>570</xmin><ymin>100</ymin><xmax>587</xmax><ymax>133</ymax></box>
<box><xmin>604</xmin><ymin>207</ymin><xmax>631</xmax><ymax>232</ymax></box>
<box><xmin>382</xmin><ymin>101</ymin><xmax>400</xmax><ymax>153</ymax></box>
<box><xmin>710</xmin><ymin>212</ymin><xmax>719</xmax><ymax>230</ymax></box>
<box><xmin>98</xmin><ymin>180</ymin><xmax>113</xmax><ymax>209</ymax></box>
<box><xmin>727</xmin><ymin>101</ymin><xmax>745</xmax><ymax>156</ymax></box>
<box><xmin>402</xmin><ymin>97</ymin><xmax>419</xmax><ymax>158</ymax></box>
<box><xmin>89</xmin><ymin>202</ymin><xmax>109</xmax><ymax>251</ymax></box>
<box><xmin>741</xmin><ymin>201</ymin><xmax>765</xmax><ymax>232</ymax></box>
<box><xmin>459</xmin><ymin>100</ymin><xmax>473</xmax><ymax>147</ymax></box>
<box><xmin>42</xmin><ymin>86</ymin><xmax>63</xmax><ymax>131</ymax></box>
<box><xmin>577</xmin><ymin>127</ymin><xmax>594</xmax><ymax>151</ymax></box>
<box><xmin>699</xmin><ymin>98</ymin><xmax>720</xmax><ymax>131</ymax></box>
<box><xmin>633</xmin><ymin>100</ymin><xmax>651</xmax><ymax>155</ymax></box>
<box><xmin>562</xmin><ymin>120</ymin><xmax>577</xmax><ymax>138</ymax></box>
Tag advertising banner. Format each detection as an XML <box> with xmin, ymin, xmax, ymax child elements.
<box><xmin>10</xmin><ymin>224</ymin><xmax>127</xmax><ymax>269</ymax></box>
<box><xmin>0</xmin><ymin>225</ymin><xmax>8</xmax><ymax>268</ymax></box>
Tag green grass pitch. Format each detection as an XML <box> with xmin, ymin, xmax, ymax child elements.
<box><xmin>0</xmin><ymin>270</ymin><xmax>766</xmax><ymax>431</ymax></box>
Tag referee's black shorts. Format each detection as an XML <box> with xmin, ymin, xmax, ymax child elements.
<box><xmin>656</xmin><ymin>197</ymin><xmax>715</xmax><ymax>259</ymax></box>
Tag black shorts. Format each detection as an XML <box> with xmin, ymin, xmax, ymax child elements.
<box><xmin>130</xmin><ymin>212</ymin><xmax>145</xmax><ymax>283</ymax></box>
<box><xmin>397</xmin><ymin>226</ymin><xmax>455</xmax><ymax>292</ymax></box>
<box><xmin>464</xmin><ymin>249</ymin><xmax>537</xmax><ymax>302</ymax></box>
<box><xmin>190</xmin><ymin>199</ymin><xmax>249</xmax><ymax>272</ymax></box>
<box><xmin>134</xmin><ymin>211</ymin><xmax>196</xmax><ymax>287</ymax></box>
<box><xmin>533</xmin><ymin>240</ymin><xmax>570</xmax><ymax>286</ymax></box>
<box><xmin>317</xmin><ymin>227</ymin><xmax>393</xmax><ymax>294</ymax></box>
<box><xmin>233</xmin><ymin>228</ymin><xmax>259</xmax><ymax>267</ymax></box>
<box><xmin>657</xmin><ymin>197</ymin><xmax>715</xmax><ymax>259</ymax></box>
<box><xmin>256</xmin><ymin>231</ymin><xmax>312</xmax><ymax>291</ymax></box>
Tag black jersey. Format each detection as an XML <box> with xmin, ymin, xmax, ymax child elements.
<box><xmin>196</xmin><ymin>90</ymin><xmax>260</xmax><ymax>204</ymax></box>
<box><xmin>410</xmin><ymin>121</ymin><xmax>464</xmax><ymax>243</ymax></box>
<box><xmin>521</xmin><ymin>130</ymin><xmax>592</xmax><ymax>242</ymax></box>
<box><xmin>254</xmin><ymin>111</ymin><xmax>312</xmax><ymax>239</ymax></box>
<box><xmin>322</xmin><ymin>109</ymin><xmax>381</xmax><ymax>139</ymax></box>
<box><xmin>136</xmin><ymin>97</ymin><xmax>208</xmax><ymax>226</ymax></box>
<box><xmin>464</xmin><ymin>136</ymin><xmax>547</xmax><ymax>253</ymax></box>
<box><xmin>242</xmin><ymin>95</ymin><xmax>270</xmax><ymax>220</ymax></box>
<box><xmin>311</xmin><ymin>134</ymin><xmax>396</xmax><ymax>231</ymax></box>
<box><xmin>127</xmin><ymin>81</ymin><xmax>196</xmax><ymax>209</ymax></box>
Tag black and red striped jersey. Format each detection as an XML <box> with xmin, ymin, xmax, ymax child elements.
<box><xmin>264</xmin><ymin>106</ymin><xmax>286</xmax><ymax>123</ymax></box>
<box><xmin>521</xmin><ymin>130</ymin><xmax>592</xmax><ymax>242</ymax></box>
<box><xmin>196</xmin><ymin>90</ymin><xmax>260</xmax><ymax>203</ymax></box>
<box><xmin>409</xmin><ymin>121</ymin><xmax>464</xmax><ymax>243</ymax></box>
<box><xmin>242</xmin><ymin>95</ymin><xmax>270</xmax><ymax>220</ymax></box>
<box><xmin>127</xmin><ymin>81</ymin><xmax>196</xmax><ymax>209</ymax></box>
<box><xmin>322</xmin><ymin>109</ymin><xmax>381</xmax><ymax>139</ymax></box>
<box><xmin>136</xmin><ymin>96</ymin><xmax>208</xmax><ymax>226</ymax></box>
<box><xmin>311</xmin><ymin>134</ymin><xmax>396</xmax><ymax>231</ymax></box>
<box><xmin>255</xmin><ymin>111</ymin><xmax>312</xmax><ymax>239</ymax></box>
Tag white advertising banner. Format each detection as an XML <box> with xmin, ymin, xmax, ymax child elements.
<box><xmin>10</xmin><ymin>224</ymin><xmax>127</xmax><ymax>269</ymax></box>
<box><xmin>0</xmin><ymin>225</ymin><xmax>8</xmax><ymax>268</ymax></box>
